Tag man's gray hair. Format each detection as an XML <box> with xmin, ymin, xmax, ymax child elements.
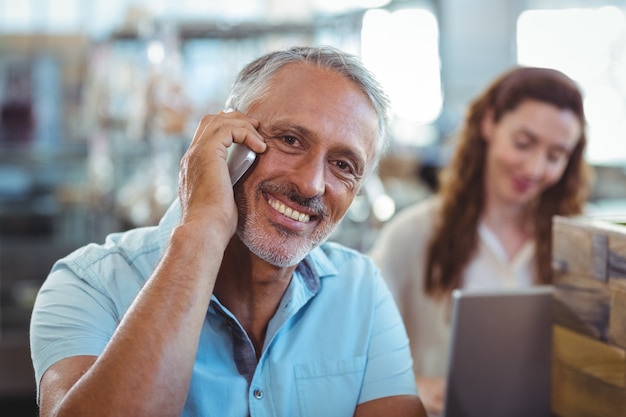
<box><xmin>225</xmin><ymin>45</ymin><xmax>391</xmax><ymax>169</ymax></box>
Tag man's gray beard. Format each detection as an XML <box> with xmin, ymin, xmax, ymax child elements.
<box><xmin>234</xmin><ymin>185</ymin><xmax>336</xmax><ymax>267</ymax></box>
<box><xmin>236</xmin><ymin>210</ymin><xmax>335</xmax><ymax>267</ymax></box>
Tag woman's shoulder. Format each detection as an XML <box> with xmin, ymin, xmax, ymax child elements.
<box><xmin>389</xmin><ymin>195</ymin><xmax>441</xmax><ymax>226</ymax></box>
<box><xmin>371</xmin><ymin>196</ymin><xmax>441</xmax><ymax>249</ymax></box>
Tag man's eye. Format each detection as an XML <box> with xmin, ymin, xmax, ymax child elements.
<box><xmin>282</xmin><ymin>136</ymin><xmax>298</xmax><ymax>146</ymax></box>
<box><xmin>335</xmin><ymin>160</ymin><xmax>353</xmax><ymax>173</ymax></box>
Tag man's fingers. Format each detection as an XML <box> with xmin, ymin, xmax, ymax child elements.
<box><xmin>190</xmin><ymin>111</ymin><xmax>265</xmax><ymax>152</ymax></box>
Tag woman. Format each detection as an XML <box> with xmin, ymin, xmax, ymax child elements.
<box><xmin>368</xmin><ymin>66</ymin><xmax>592</xmax><ymax>414</ymax></box>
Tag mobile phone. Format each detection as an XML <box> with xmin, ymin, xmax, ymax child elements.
<box><xmin>227</xmin><ymin>143</ymin><xmax>257</xmax><ymax>185</ymax></box>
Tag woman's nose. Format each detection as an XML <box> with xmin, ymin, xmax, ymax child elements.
<box><xmin>523</xmin><ymin>150</ymin><xmax>547</xmax><ymax>179</ymax></box>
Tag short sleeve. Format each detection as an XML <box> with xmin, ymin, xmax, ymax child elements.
<box><xmin>29</xmin><ymin>263</ymin><xmax>119</xmax><ymax>393</ymax></box>
<box><xmin>358</xmin><ymin>271</ymin><xmax>418</xmax><ymax>403</ymax></box>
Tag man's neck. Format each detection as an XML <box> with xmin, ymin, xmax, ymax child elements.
<box><xmin>214</xmin><ymin>237</ymin><xmax>296</xmax><ymax>356</ymax></box>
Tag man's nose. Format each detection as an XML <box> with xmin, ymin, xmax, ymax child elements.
<box><xmin>292</xmin><ymin>155</ymin><xmax>326</xmax><ymax>198</ymax></box>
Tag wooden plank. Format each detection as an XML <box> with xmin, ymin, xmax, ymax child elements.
<box><xmin>553</xmin><ymin>270</ymin><xmax>611</xmax><ymax>341</ymax></box>
<box><xmin>552</xmin><ymin>360</ymin><xmax>626</xmax><ymax>417</ymax></box>
<box><xmin>553</xmin><ymin>325</ymin><xmax>625</xmax><ymax>388</ymax></box>
<box><xmin>553</xmin><ymin>216</ymin><xmax>608</xmax><ymax>282</ymax></box>
<box><xmin>609</xmin><ymin>287</ymin><xmax>626</xmax><ymax>350</ymax></box>
<box><xmin>610</xmin><ymin>230</ymin><xmax>626</xmax><ymax>290</ymax></box>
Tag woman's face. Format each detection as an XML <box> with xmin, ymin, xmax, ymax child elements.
<box><xmin>481</xmin><ymin>99</ymin><xmax>581</xmax><ymax>209</ymax></box>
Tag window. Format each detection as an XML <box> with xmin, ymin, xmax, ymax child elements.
<box><xmin>361</xmin><ymin>7</ymin><xmax>442</xmax><ymax>146</ymax></box>
<box><xmin>517</xmin><ymin>6</ymin><xmax>626</xmax><ymax>165</ymax></box>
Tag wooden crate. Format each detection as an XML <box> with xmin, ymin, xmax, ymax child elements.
<box><xmin>551</xmin><ymin>215</ymin><xmax>626</xmax><ymax>417</ymax></box>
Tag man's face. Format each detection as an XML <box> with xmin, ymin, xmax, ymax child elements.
<box><xmin>234</xmin><ymin>62</ymin><xmax>379</xmax><ymax>267</ymax></box>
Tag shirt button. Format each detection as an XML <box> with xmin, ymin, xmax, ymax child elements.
<box><xmin>253</xmin><ymin>389</ymin><xmax>263</xmax><ymax>400</ymax></box>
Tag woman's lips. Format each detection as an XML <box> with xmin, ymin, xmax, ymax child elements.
<box><xmin>511</xmin><ymin>177</ymin><xmax>533</xmax><ymax>193</ymax></box>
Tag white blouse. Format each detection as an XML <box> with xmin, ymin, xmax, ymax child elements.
<box><xmin>368</xmin><ymin>196</ymin><xmax>536</xmax><ymax>378</ymax></box>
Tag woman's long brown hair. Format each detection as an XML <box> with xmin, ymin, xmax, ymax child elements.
<box><xmin>424</xmin><ymin>66</ymin><xmax>593</xmax><ymax>298</ymax></box>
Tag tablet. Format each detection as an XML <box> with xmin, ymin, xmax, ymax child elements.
<box><xmin>443</xmin><ymin>286</ymin><xmax>553</xmax><ymax>417</ymax></box>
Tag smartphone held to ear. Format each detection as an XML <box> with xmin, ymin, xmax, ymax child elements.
<box><xmin>227</xmin><ymin>143</ymin><xmax>256</xmax><ymax>185</ymax></box>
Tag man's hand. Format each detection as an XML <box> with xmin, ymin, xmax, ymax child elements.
<box><xmin>178</xmin><ymin>111</ymin><xmax>266</xmax><ymax>240</ymax></box>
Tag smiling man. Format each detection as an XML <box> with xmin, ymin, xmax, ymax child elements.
<box><xmin>30</xmin><ymin>46</ymin><xmax>426</xmax><ymax>417</ymax></box>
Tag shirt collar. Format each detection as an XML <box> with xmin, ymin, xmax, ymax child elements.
<box><xmin>478</xmin><ymin>221</ymin><xmax>535</xmax><ymax>267</ymax></box>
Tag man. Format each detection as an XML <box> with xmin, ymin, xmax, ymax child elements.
<box><xmin>30</xmin><ymin>46</ymin><xmax>426</xmax><ymax>417</ymax></box>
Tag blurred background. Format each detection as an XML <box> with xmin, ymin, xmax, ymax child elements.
<box><xmin>1</xmin><ymin>0</ymin><xmax>626</xmax><ymax>413</ymax></box>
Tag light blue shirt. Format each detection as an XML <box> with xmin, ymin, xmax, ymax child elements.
<box><xmin>30</xmin><ymin>200</ymin><xmax>417</xmax><ymax>416</ymax></box>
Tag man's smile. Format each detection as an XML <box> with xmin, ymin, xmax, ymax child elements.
<box><xmin>267</xmin><ymin>195</ymin><xmax>311</xmax><ymax>223</ymax></box>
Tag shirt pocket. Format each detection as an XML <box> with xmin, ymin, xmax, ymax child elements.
<box><xmin>294</xmin><ymin>356</ymin><xmax>366</xmax><ymax>417</ymax></box>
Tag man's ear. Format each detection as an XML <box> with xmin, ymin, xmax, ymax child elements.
<box><xmin>480</xmin><ymin>108</ymin><xmax>495</xmax><ymax>142</ymax></box>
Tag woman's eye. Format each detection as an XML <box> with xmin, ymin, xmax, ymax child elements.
<box><xmin>514</xmin><ymin>138</ymin><xmax>531</xmax><ymax>149</ymax></box>
<box><xmin>547</xmin><ymin>152</ymin><xmax>565</xmax><ymax>164</ymax></box>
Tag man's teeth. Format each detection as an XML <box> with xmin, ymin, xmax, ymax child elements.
<box><xmin>268</xmin><ymin>198</ymin><xmax>311</xmax><ymax>223</ymax></box>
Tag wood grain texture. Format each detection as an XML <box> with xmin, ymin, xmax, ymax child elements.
<box><xmin>552</xmin><ymin>216</ymin><xmax>608</xmax><ymax>281</ymax></box>
<box><xmin>553</xmin><ymin>325</ymin><xmax>625</xmax><ymax>388</ymax></box>
<box><xmin>609</xmin><ymin>287</ymin><xmax>626</xmax><ymax>350</ymax></box>
<box><xmin>552</xmin><ymin>360</ymin><xmax>626</xmax><ymax>417</ymax></box>
<box><xmin>551</xmin><ymin>216</ymin><xmax>626</xmax><ymax>417</ymax></box>
<box><xmin>553</xmin><ymin>270</ymin><xmax>611</xmax><ymax>341</ymax></box>
<box><xmin>610</xmin><ymin>231</ymin><xmax>626</xmax><ymax>291</ymax></box>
